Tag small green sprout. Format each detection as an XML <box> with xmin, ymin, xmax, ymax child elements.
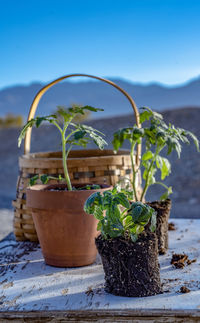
<box><xmin>18</xmin><ymin>106</ymin><xmax>107</xmax><ymax>191</ymax></box>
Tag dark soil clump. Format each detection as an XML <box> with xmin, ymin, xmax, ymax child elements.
<box><xmin>96</xmin><ymin>232</ymin><xmax>162</xmax><ymax>297</ymax></box>
<box><xmin>168</xmin><ymin>222</ymin><xmax>176</xmax><ymax>230</ymax></box>
<box><xmin>147</xmin><ymin>199</ymin><xmax>171</xmax><ymax>255</ymax></box>
<box><xmin>180</xmin><ymin>286</ymin><xmax>190</xmax><ymax>293</ymax></box>
<box><xmin>171</xmin><ymin>253</ymin><xmax>188</xmax><ymax>269</ymax></box>
<box><xmin>171</xmin><ymin>253</ymin><xmax>197</xmax><ymax>268</ymax></box>
<box><xmin>187</xmin><ymin>258</ymin><xmax>197</xmax><ymax>265</ymax></box>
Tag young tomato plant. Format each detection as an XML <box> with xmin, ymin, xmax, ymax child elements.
<box><xmin>113</xmin><ymin>107</ymin><xmax>199</xmax><ymax>201</ymax></box>
<box><xmin>84</xmin><ymin>188</ymin><xmax>156</xmax><ymax>242</ymax></box>
<box><xmin>18</xmin><ymin>106</ymin><xmax>107</xmax><ymax>191</ymax></box>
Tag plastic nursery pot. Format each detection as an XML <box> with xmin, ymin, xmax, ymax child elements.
<box><xmin>96</xmin><ymin>231</ymin><xmax>162</xmax><ymax>297</ymax></box>
<box><xmin>147</xmin><ymin>199</ymin><xmax>172</xmax><ymax>255</ymax></box>
<box><xmin>26</xmin><ymin>183</ymin><xmax>112</xmax><ymax>267</ymax></box>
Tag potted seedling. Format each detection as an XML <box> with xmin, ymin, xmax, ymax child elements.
<box><xmin>84</xmin><ymin>188</ymin><xmax>162</xmax><ymax>297</ymax></box>
<box><xmin>112</xmin><ymin>107</ymin><xmax>199</xmax><ymax>254</ymax></box>
<box><xmin>18</xmin><ymin>106</ymin><xmax>111</xmax><ymax>267</ymax></box>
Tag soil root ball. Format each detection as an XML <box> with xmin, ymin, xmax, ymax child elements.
<box><xmin>147</xmin><ymin>199</ymin><xmax>171</xmax><ymax>255</ymax></box>
<box><xmin>96</xmin><ymin>232</ymin><xmax>162</xmax><ymax>297</ymax></box>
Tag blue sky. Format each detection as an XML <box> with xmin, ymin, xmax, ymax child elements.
<box><xmin>0</xmin><ymin>0</ymin><xmax>200</xmax><ymax>89</ymax></box>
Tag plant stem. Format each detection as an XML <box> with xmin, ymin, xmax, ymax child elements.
<box><xmin>64</xmin><ymin>129</ymin><xmax>79</xmax><ymax>143</ymax></box>
<box><xmin>51</xmin><ymin>120</ymin><xmax>63</xmax><ymax>134</ymax></box>
<box><xmin>154</xmin><ymin>181</ymin><xmax>170</xmax><ymax>190</ymax></box>
<box><xmin>52</xmin><ymin>119</ymin><xmax>73</xmax><ymax>190</ymax></box>
<box><xmin>130</xmin><ymin>143</ymin><xmax>139</xmax><ymax>201</ymax></box>
<box><xmin>140</xmin><ymin>157</ymin><xmax>155</xmax><ymax>202</ymax></box>
<box><xmin>140</xmin><ymin>147</ymin><xmax>163</xmax><ymax>201</ymax></box>
<box><xmin>62</xmin><ymin>129</ymin><xmax>72</xmax><ymax>191</ymax></box>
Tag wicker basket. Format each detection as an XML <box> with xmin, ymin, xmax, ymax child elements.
<box><xmin>12</xmin><ymin>74</ymin><xmax>142</xmax><ymax>242</ymax></box>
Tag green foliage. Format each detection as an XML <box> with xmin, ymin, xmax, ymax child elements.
<box><xmin>112</xmin><ymin>106</ymin><xmax>199</xmax><ymax>201</ymax></box>
<box><xmin>18</xmin><ymin>115</ymin><xmax>56</xmax><ymax>147</ymax></box>
<box><xmin>29</xmin><ymin>174</ymin><xmax>65</xmax><ymax>186</ymax></box>
<box><xmin>76</xmin><ymin>184</ymin><xmax>101</xmax><ymax>190</ymax></box>
<box><xmin>55</xmin><ymin>104</ymin><xmax>91</xmax><ymax>123</ymax></box>
<box><xmin>18</xmin><ymin>105</ymin><xmax>107</xmax><ymax>191</ymax></box>
<box><xmin>127</xmin><ymin>202</ymin><xmax>157</xmax><ymax>241</ymax></box>
<box><xmin>112</xmin><ymin>127</ymin><xmax>144</xmax><ymax>153</ymax></box>
<box><xmin>84</xmin><ymin>189</ymin><xmax>157</xmax><ymax>242</ymax></box>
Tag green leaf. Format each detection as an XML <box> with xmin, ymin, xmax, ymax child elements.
<box><xmin>156</xmin><ymin>156</ymin><xmax>171</xmax><ymax>180</ymax></box>
<box><xmin>79</xmin><ymin>124</ymin><xmax>107</xmax><ymax>150</ymax></box>
<box><xmin>140</xmin><ymin>110</ymin><xmax>151</xmax><ymax>124</ymax></box>
<box><xmin>132</xmin><ymin>127</ymin><xmax>144</xmax><ymax>140</ymax></box>
<box><xmin>93</xmin><ymin>206</ymin><xmax>104</xmax><ymax>220</ymax></box>
<box><xmin>166</xmin><ymin>137</ymin><xmax>182</xmax><ymax>157</ymax></box>
<box><xmin>68</xmin><ymin>106</ymin><xmax>84</xmax><ymax>115</ymax></box>
<box><xmin>123</xmin><ymin>215</ymin><xmax>134</xmax><ymax>229</ymax></box>
<box><xmin>84</xmin><ymin>192</ymin><xmax>103</xmax><ymax>214</ymax></box>
<box><xmin>57</xmin><ymin>107</ymin><xmax>73</xmax><ymax>122</ymax></box>
<box><xmin>140</xmin><ymin>107</ymin><xmax>163</xmax><ymax>123</ymax></box>
<box><xmin>174</xmin><ymin>140</ymin><xmax>182</xmax><ymax>158</ymax></box>
<box><xmin>18</xmin><ymin>119</ymin><xmax>36</xmax><ymax>147</ymax></box>
<box><xmin>161</xmin><ymin>158</ymin><xmax>171</xmax><ymax>180</ymax></box>
<box><xmin>97</xmin><ymin>221</ymin><xmax>102</xmax><ymax>231</ymax></box>
<box><xmin>128</xmin><ymin>202</ymin><xmax>156</xmax><ymax>227</ymax></box>
<box><xmin>35</xmin><ymin>117</ymin><xmax>44</xmax><ymax>128</ymax></box>
<box><xmin>18</xmin><ymin>114</ymin><xmax>57</xmax><ymax>147</ymax></box>
<box><xmin>112</xmin><ymin>128</ymin><xmax>132</xmax><ymax>152</ymax></box>
<box><xmin>143</xmin><ymin>162</ymin><xmax>156</xmax><ymax>185</ymax></box>
<box><xmin>142</xmin><ymin>150</ymin><xmax>154</xmax><ymax>161</ymax></box>
<box><xmin>185</xmin><ymin>130</ymin><xmax>199</xmax><ymax>152</ymax></box>
<box><xmin>35</xmin><ymin>115</ymin><xmax>57</xmax><ymax>128</ymax></box>
<box><xmin>74</xmin><ymin>130</ymin><xmax>86</xmax><ymax>140</ymax></box>
<box><xmin>113</xmin><ymin>193</ymin><xmax>130</xmax><ymax>208</ymax></box>
<box><xmin>40</xmin><ymin>174</ymin><xmax>49</xmax><ymax>184</ymax></box>
<box><xmin>160</xmin><ymin>186</ymin><xmax>172</xmax><ymax>201</ymax></box>
<box><xmin>29</xmin><ymin>175</ymin><xmax>39</xmax><ymax>186</ymax></box>
<box><xmin>82</xmin><ymin>105</ymin><xmax>104</xmax><ymax>113</ymax></box>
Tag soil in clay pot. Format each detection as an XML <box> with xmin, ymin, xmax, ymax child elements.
<box><xmin>96</xmin><ymin>231</ymin><xmax>162</xmax><ymax>297</ymax></box>
<box><xmin>147</xmin><ymin>199</ymin><xmax>171</xmax><ymax>255</ymax></box>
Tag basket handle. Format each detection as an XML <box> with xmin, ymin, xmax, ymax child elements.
<box><xmin>24</xmin><ymin>73</ymin><xmax>141</xmax><ymax>166</ymax></box>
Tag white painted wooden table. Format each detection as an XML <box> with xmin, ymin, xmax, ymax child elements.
<box><xmin>0</xmin><ymin>219</ymin><xmax>200</xmax><ymax>322</ymax></box>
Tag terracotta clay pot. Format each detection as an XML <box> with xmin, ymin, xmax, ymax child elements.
<box><xmin>26</xmin><ymin>183</ymin><xmax>111</xmax><ymax>267</ymax></box>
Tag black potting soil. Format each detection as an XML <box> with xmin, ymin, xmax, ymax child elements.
<box><xmin>96</xmin><ymin>232</ymin><xmax>162</xmax><ymax>297</ymax></box>
<box><xmin>147</xmin><ymin>199</ymin><xmax>171</xmax><ymax>255</ymax></box>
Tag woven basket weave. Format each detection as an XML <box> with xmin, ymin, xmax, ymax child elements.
<box><xmin>12</xmin><ymin>74</ymin><xmax>142</xmax><ymax>242</ymax></box>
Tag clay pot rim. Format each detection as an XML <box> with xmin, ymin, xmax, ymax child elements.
<box><xmin>26</xmin><ymin>183</ymin><xmax>112</xmax><ymax>210</ymax></box>
<box><xmin>27</xmin><ymin>183</ymin><xmax>112</xmax><ymax>193</ymax></box>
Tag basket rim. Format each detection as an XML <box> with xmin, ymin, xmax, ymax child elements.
<box><xmin>19</xmin><ymin>149</ymin><xmax>132</xmax><ymax>161</ymax></box>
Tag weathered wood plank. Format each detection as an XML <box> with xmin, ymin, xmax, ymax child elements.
<box><xmin>0</xmin><ymin>219</ymin><xmax>200</xmax><ymax>318</ymax></box>
<box><xmin>1</xmin><ymin>310</ymin><xmax>200</xmax><ymax>322</ymax></box>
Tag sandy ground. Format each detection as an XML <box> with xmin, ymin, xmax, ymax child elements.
<box><xmin>0</xmin><ymin>209</ymin><xmax>13</xmax><ymax>240</ymax></box>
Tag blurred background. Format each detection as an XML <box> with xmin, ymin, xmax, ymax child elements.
<box><xmin>0</xmin><ymin>0</ymin><xmax>199</xmax><ymax>239</ymax></box>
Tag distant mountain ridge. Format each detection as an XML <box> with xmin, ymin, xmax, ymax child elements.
<box><xmin>0</xmin><ymin>77</ymin><xmax>200</xmax><ymax>119</ymax></box>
